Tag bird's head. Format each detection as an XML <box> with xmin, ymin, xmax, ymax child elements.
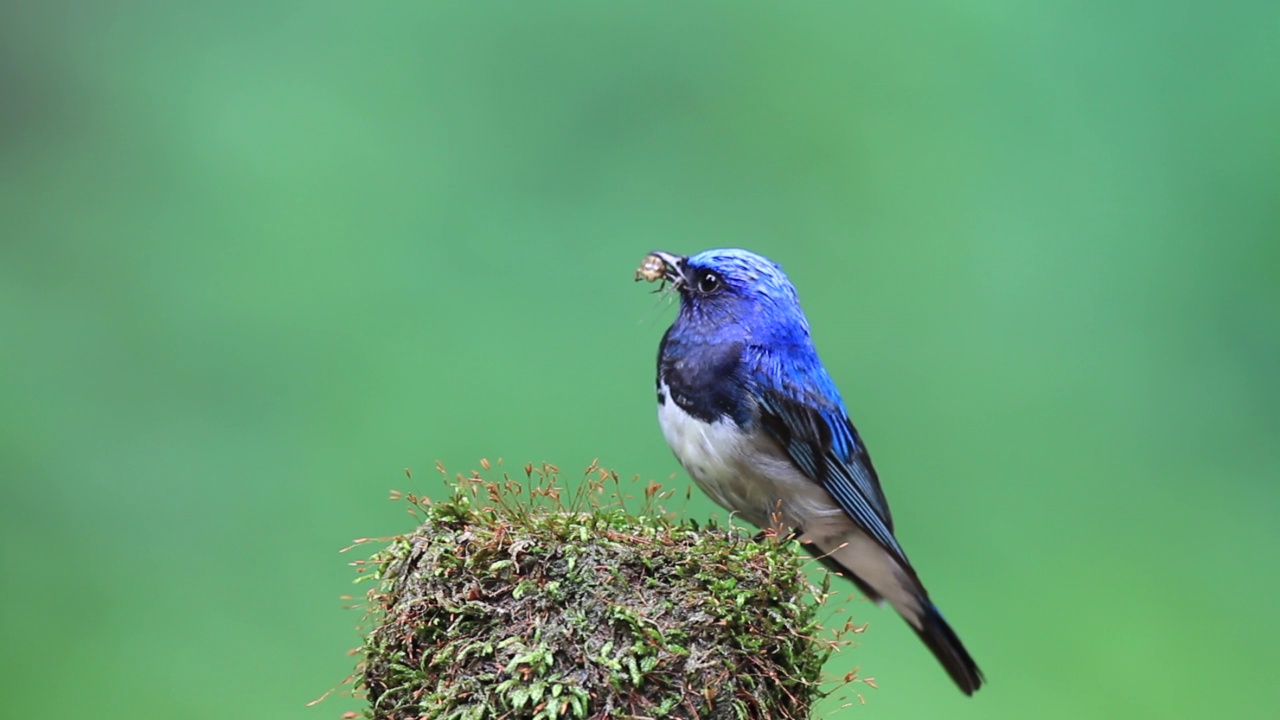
<box><xmin>639</xmin><ymin>248</ymin><xmax>810</xmax><ymax>340</ymax></box>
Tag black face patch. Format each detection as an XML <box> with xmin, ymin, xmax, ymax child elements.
<box><xmin>656</xmin><ymin>327</ymin><xmax>748</xmax><ymax>426</ymax></box>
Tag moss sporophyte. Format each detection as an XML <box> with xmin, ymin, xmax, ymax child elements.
<box><xmin>327</xmin><ymin>461</ymin><xmax>873</xmax><ymax>720</ymax></box>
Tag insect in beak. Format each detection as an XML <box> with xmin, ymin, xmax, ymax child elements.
<box><xmin>634</xmin><ymin>251</ymin><xmax>685</xmax><ymax>292</ymax></box>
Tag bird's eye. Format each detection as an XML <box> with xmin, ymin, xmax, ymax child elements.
<box><xmin>696</xmin><ymin>270</ymin><xmax>722</xmax><ymax>294</ymax></box>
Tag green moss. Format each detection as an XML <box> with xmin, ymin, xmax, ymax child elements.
<box><xmin>347</xmin><ymin>461</ymin><xmax>855</xmax><ymax>720</ymax></box>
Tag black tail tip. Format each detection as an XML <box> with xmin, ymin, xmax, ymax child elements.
<box><xmin>915</xmin><ymin>604</ymin><xmax>985</xmax><ymax>695</ymax></box>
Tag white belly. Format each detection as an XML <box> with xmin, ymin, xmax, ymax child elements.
<box><xmin>657</xmin><ymin>382</ymin><xmax>808</xmax><ymax>527</ymax></box>
<box><xmin>657</xmin><ymin>384</ymin><xmax>746</xmax><ymax>488</ymax></box>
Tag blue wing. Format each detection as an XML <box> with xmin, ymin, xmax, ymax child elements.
<box><xmin>752</xmin><ymin>356</ymin><xmax>907</xmax><ymax>564</ymax></box>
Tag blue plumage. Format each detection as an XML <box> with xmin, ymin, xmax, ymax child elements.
<box><xmin>643</xmin><ymin>248</ymin><xmax>984</xmax><ymax>695</ymax></box>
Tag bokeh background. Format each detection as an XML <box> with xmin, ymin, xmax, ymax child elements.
<box><xmin>2</xmin><ymin>2</ymin><xmax>1277</xmax><ymax>718</ymax></box>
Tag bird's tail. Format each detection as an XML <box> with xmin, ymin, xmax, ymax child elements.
<box><xmin>912</xmin><ymin>601</ymin><xmax>984</xmax><ymax>695</ymax></box>
<box><xmin>796</xmin><ymin>533</ymin><xmax>984</xmax><ymax>694</ymax></box>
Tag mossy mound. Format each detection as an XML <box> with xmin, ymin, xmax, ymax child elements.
<box><xmin>351</xmin><ymin>463</ymin><xmax>846</xmax><ymax>720</ymax></box>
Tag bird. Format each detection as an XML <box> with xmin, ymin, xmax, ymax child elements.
<box><xmin>637</xmin><ymin>248</ymin><xmax>984</xmax><ymax>695</ymax></box>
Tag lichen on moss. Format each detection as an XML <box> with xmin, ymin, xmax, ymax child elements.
<box><xmin>346</xmin><ymin>461</ymin><xmax>858</xmax><ymax>720</ymax></box>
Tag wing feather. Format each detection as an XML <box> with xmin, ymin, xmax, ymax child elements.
<box><xmin>755</xmin><ymin>372</ymin><xmax>907</xmax><ymax>564</ymax></box>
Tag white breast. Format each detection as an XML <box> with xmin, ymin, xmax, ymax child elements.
<box><xmin>656</xmin><ymin>381</ymin><xmax>763</xmax><ymax>518</ymax></box>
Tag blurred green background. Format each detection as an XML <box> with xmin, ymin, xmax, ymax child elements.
<box><xmin>2</xmin><ymin>1</ymin><xmax>1277</xmax><ymax>718</ymax></box>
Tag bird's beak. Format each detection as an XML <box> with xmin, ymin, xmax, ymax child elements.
<box><xmin>635</xmin><ymin>250</ymin><xmax>686</xmax><ymax>289</ymax></box>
